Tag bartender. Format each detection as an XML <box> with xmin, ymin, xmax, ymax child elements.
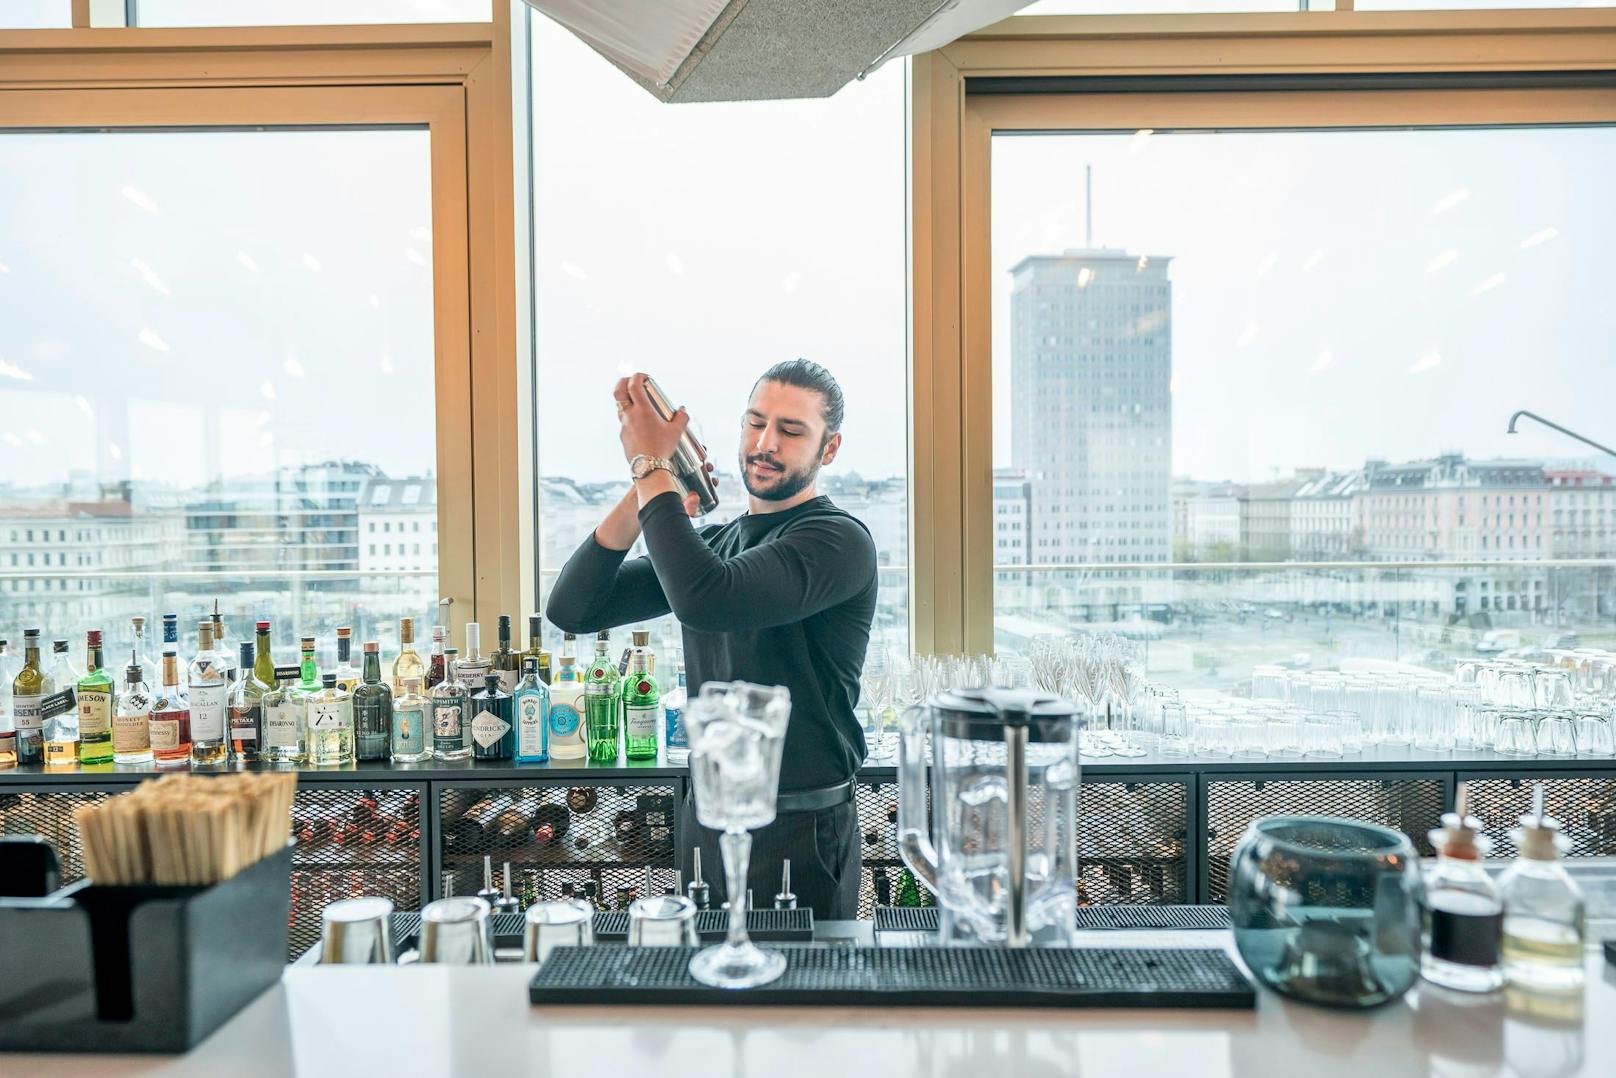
<box><xmin>545</xmin><ymin>360</ymin><xmax>877</xmax><ymax>920</ymax></box>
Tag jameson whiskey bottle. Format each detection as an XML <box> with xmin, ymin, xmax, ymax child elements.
<box><xmin>393</xmin><ymin>617</ymin><xmax>425</xmax><ymax>695</ymax></box>
<box><xmin>622</xmin><ymin>643</ymin><xmax>659</xmax><ymax>761</ymax></box>
<box><xmin>352</xmin><ymin>641</ymin><xmax>392</xmax><ymax>762</ymax></box>
<box><xmin>76</xmin><ymin>630</ymin><xmax>115</xmax><ymax>765</ymax></box>
<box><xmin>332</xmin><ymin>626</ymin><xmax>359</xmax><ymax>694</ymax></box>
<box><xmin>431</xmin><ymin>653</ymin><xmax>471</xmax><ymax>761</ymax></box>
<box><xmin>491</xmin><ymin>614</ymin><xmax>519</xmax><ymax>694</ymax></box>
<box><xmin>523</xmin><ymin>614</ymin><xmax>552</xmax><ymax>685</ymax></box>
<box><xmin>470</xmin><ymin>673</ymin><xmax>514</xmax><ymax>761</ymax></box>
<box><xmin>11</xmin><ymin>630</ymin><xmax>45</xmax><ymax>765</ymax></box>
<box><xmin>307</xmin><ymin>673</ymin><xmax>355</xmax><ymax>766</ymax></box>
<box><xmin>113</xmin><ymin>652</ymin><xmax>154</xmax><ymax>764</ymax></box>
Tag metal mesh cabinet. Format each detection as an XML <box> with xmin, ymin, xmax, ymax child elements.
<box><xmin>854</xmin><ymin>778</ymin><xmax>906</xmax><ymax>917</ymax></box>
<box><xmin>0</xmin><ymin>787</ymin><xmax>119</xmax><ymax>885</ymax></box>
<box><xmin>1460</xmin><ymin>772</ymin><xmax>1616</xmax><ymax>860</ymax></box>
<box><xmin>289</xmin><ymin>783</ymin><xmax>427</xmax><ymax>961</ymax></box>
<box><xmin>1078</xmin><ymin>778</ymin><xmax>1190</xmax><ymax>905</ymax></box>
<box><xmin>434</xmin><ymin>779</ymin><xmax>679</xmax><ymax>909</ymax></box>
<box><xmin>1203</xmin><ymin>773</ymin><xmax>1447</xmax><ymax>903</ymax></box>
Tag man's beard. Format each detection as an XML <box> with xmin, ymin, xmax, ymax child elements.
<box><xmin>740</xmin><ymin>451</ymin><xmax>819</xmax><ymax>502</ymax></box>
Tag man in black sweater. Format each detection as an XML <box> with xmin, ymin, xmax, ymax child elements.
<box><xmin>545</xmin><ymin>360</ymin><xmax>877</xmax><ymax>919</ymax></box>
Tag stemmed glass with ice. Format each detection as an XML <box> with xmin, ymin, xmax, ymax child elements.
<box><xmin>686</xmin><ymin>681</ymin><xmax>791</xmax><ymax>989</ymax></box>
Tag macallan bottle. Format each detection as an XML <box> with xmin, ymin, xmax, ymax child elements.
<box><xmin>148</xmin><ymin>646</ymin><xmax>191</xmax><ymax>766</ymax></box>
<box><xmin>112</xmin><ymin>651</ymin><xmax>154</xmax><ymax>764</ymax></box>
<box><xmin>188</xmin><ymin>621</ymin><xmax>230</xmax><ymax>765</ymax></box>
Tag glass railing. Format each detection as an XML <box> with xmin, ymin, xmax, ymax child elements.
<box><xmin>992</xmin><ymin>559</ymin><xmax>1616</xmax><ymax>693</ymax></box>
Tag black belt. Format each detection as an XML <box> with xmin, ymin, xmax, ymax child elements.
<box><xmin>774</xmin><ymin>779</ymin><xmax>854</xmax><ymax>814</ymax></box>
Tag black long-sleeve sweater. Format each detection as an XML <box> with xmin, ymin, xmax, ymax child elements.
<box><xmin>545</xmin><ymin>490</ymin><xmax>878</xmax><ymax>791</ymax></box>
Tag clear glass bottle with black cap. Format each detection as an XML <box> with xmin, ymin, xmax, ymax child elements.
<box><xmin>456</xmin><ymin>623</ymin><xmax>491</xmax><ymax>690</ymax></box>
<box><xmin>352</xmin><ymin>641</ymin><xmax>393</xmax><ymax>761</ymax></box>
<box><xmin>391</xmin><ymin>675</ymin><xmax>431</xmax><ymax>763</ymax></box>
<box><xmin>188</xmin><ymin>621</ymin><xmax>230</xmax><ymax>766</ymax></box>
<box><xmin>307</xmin><ymin>673</ymin><xmax>355</xmax><ymax>766</ymax></box>
<box><xmin>113</xmin><ymin>651</ymin><xmax>154</xmax><ymax>765</ymax></box>
<box><xmin>432</xmin><ymin>650</ymin><xmax>471</xmax><ymax>761</ymax></box>
<box><xmin>332</xmin><ymin>626</ymin><xmax>360</xmax><ymax>694</ymax></box>
<box><xmin>229</xmin><ymin>640</ymin><xmax>265</xmax><ymax>764</ymax></box>
<box><xmin>492</xmin><ymin>615</ymin><xmax>519</xmax><ymax>694</ymax></box>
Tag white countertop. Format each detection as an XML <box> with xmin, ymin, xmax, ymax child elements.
<box><xmin>7</xmin><ymin>932</ymin><xmax>1612</xmax><ymax>1078</ymax></box>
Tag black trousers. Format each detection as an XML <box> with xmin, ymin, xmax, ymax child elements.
<box><xmin>678</xmin><ymin>791</ymin><xmax>861</xmax><ymax>921</ymax></box>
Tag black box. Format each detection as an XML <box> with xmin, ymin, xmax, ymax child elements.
<box><xmin>0</xmin><ymin>843</ymin><xmax>291</xmax><ymax>1053</ymax></box>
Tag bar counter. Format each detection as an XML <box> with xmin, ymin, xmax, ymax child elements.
<box><xmin>7</xmin><ymin>930</ymin><xmax>1611</xmax><ymax>1077</ymax></box>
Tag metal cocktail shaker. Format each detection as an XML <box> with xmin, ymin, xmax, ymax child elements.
<box><xmin>644</xmin><ymin>376</ymin><xmax>720</xmax><ymax>517</ymax></box>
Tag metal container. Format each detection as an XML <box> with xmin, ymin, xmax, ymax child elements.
<box><xmin>319</xmin><ymin>896</ymin><xmax>395</xmax><ymax>964</ymax></box>
<box><xmin>627</xmin><ymin>895</ymin><xmax>699</xmax><ymax>947</ymax></box>
<box><xmin>524</xmin><ymin>899</ymin><xmax>594</xmax><ymax>964</ymax></box>
<box><xmin>419</xmin><ymin>896</ymin><xmax>494</xmax><ymax>964</ymax></box>
<box><xmin>644</xmin><ymin>375</ymin><xmax>720</xmax><ymax>516</ymax></box>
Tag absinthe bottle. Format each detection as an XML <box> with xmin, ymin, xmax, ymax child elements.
<box><xmin>546</xmin><ymin>654</ymin><xmax>587</xmax><ymax>760</ymax></box>
<box><xmin>513</xmin><ymin>657</ymin><xmax>548</xmax><ymax>763</ymax></box>
<box><xmin>11</xmin><ymin>630</ymin><xmax>45</xmax><ymax>765</ymax></box>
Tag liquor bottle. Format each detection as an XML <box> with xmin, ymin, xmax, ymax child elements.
<box><xmin>663</xmin><ymin>656</ymin><xmax>688</xmax><ymax>764</ymax></box>
<box><xmin>188</xmin><ymin>621</ymin><xmax>230</xmax><ymax>765</ymax></box>
<box><xmin>229</xmin><ymin>641</ymin><xmax>265</xmax><ymax>764</ymax></box>
<box><xmin>523</xmin><ymin>613</ymin><xmax>552</xmax><ymax>686</ymax></box>
<box><xmin>393</xmin><ymin>617</ymin><xmax>425</xmax><ymax>696</ymax></box>
<box><xmin>253</xmin><ymin>620</ymin><xmax>275</xmax><ymax>689</ymax></box>
<box><xmin>547</xmin><ymin>654</ymin><xmax>587</xmax><ymax>760</ymax></box>
<box><xmin>332</xmin><ymin>626</ymin><xmax>359</xmax><ymax>693</ymax></box>
<box><xmin>1422</xmin><ymin>805</ymin><xmax>1504</xmax><ymax>993</ymax></box>
<box><xmin>352</xmin><ymin>641</ymin><xmax>392</xmax><ymax>762</ymax></box>
<box><xmin>448</xmin><ymin>793</ymin><xmax>515</xmax><ymax>848</ymax></box>
<box><xmin>896</xmin><ymin>867</ymin><xmax>927</xmax><ymax>908</ymax></box>
<box><xmin>41</xmin><ymin>638</ymin><xmax>77</xmax><ymax>767</ymax></box>
<box><xmin>1499</xmin><ymin>785</ymin><xmax>1586</xmax><ymax>992</ymax></box>
<box><xmin>426</xmin><ymin>624</ymin><xmax>447</xmax><ymax>691</ymax></box>
<box><xmin>160</xmin><ymin>612</ymin><xmax>179</xmax><ymax>650</ymax></box>
<box><xmin>494</xmin><ymin>793</ymin><xmax>543</xmax><ymax>844</ymax></box>
<box><xmin>262</xmin><ymin>657</ymin><xmax>307</xmax><ymax>764</ymax></box>
<box><xmin>295</xmin><ymin>634</ymin><xmax>320</xmax><ymax>700</ymax></box>
<box><xmin>211</xmin><ymin>600</ymin><xmax>233</xmax><ymax>684</ymax></box>
<box><xmin>12</xmin><ymin>630</ymin><xmax>45</xmax><ymax>765</ymax></box>
<box><xmin>559</xmin><ymin>632</ymin><xmax>577</xmax><ymax>670</ymax></box>
<box><xmin>50</xmin><ymin>639</ymin><xmax>81</xmax><ymax>693</ymax></box>
<box><xmin>513</xmin><ymin>657</ymin><xmax>549</xmax><ymax>763</ymax></box>
<box><xmin>622</xmin><ymin>642</ymin><xmax>659</xmax><ymax>761</ymax></box>
<box><xmin>0</xmin><ymin>639</ymin><xmax>14</xmax><ymax>768</ymax></box>
<box><xmin>76</xmin><ymin>630</ymin><xmax>115</xmax><ymax>766</ymax></box>
<box><xmin>531</xmin><ymin>802</ymin><xmax>571</xmax><ymax>847</ymax></box>
<box><xmin>584</xmin><ymin>632</ymin><xmax>620</xmax><ymax>762</ymax></box>
<box><xmin>148</xmin><ymin>645</ymin><xmax>191</xmax><ymax>766</ymax></box>
<box><xmin>391</xmin><ymin>675</ymin><xmax>431</xmax><ymax>763</ymax></box>
<box><xmin>492</xmin><ymin>614</ymin><xmax>518</xmax><ymax>694</ymax></box>
<box><xmin>129</xmin><ymin>616</ymin><xmax>156</xmax><ymax>687</ymax></box>
<box><xmin>470</xmin><ymin>673</ymin><xmax>514</xmax><ymax>761</ymax></box>
<box><xmin>307</xmin><ymin>673</ymin><xmax>355</xmax><ymax>766</ymax></box>
<box><xmin>566</xmin><ymin>786</ymin><xmax>598</xmax><ymax>813</ymax></box>
<box><xmin>112</xmin><ymin>650</ymin><xmax>154</xmax><ymax>764</ymax></box>
<box><xmin>456</xmin><ymin>622</ymin><xmax>491</xmax><ymax>690</ymax></box>
<box><xmin>431</xmin><ymin>658</ymin><xmax>471</xmax><ymax>761</ymax></box>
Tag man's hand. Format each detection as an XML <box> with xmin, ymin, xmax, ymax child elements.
<box><xmin>616</xmin><ymin>373</ymin><xmax>687</xmax><ymax>463</ymax></box>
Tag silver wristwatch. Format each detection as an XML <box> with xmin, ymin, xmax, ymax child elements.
<box><xmin>630</xmin><ymin>454</ymin><xmax>674</xmax><ymax>480</ymax></box>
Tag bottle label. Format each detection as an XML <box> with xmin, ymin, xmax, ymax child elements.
<box><xmin>433</xmin><ymin>703</ymin><xmax>463</xmax><ymax>738</ymax></box>
<box><xmin>548</xmin><ymin>701</ymin><xmax>581</xmax><ymax>738</ymax></box>
<box><xmin>265</xmin><ymin>699</ymin><xmax>302</xmax><ymax>748</ymax></box>
<box><xmin>309</xmin><ymin>700</ymin><xmax>350</xmax><ymax>731</ymax></box>
<box><xmin>13</xmin><ymin>695</ymin><xmax>42</xmax><ymax>732</ymax></box>
<box><xmin>231</xmin><ymin>704</ymin><xmax>261</xmax><ymax>744</ymax></box>
<box><xmin>41</xmin><ymin>689</ymin><xmax>76</xmax><ymax>720</ymax></box>
<box><xmin>392</xmin><ymin>704</ymin><xmax>425</xmax><ymax>755</ymax></box>
<box><xmin>113</xmin><ymin>710</ymin><xmax>151</xmax><ymax>752</ymax></box>
<box><xmin>626</xmin><ymin>703</ymin><xmax>659</xmax><ymax>740</ymax></box>
<box><xmin>45</xmin><ymin>740</ymin><xmax>77</xmax><ymax>765</ymax></box>
<box><xmin>77</xmin><ymin>687</ymin><xmax>113</xmax><ymax>736</ymax></box>
<box><xmin>149</xmin><ymin>716</ymin><xmax>181</xmax><ymax>751</ymax></box>
<box><xmin>665</xmin><ymin>704</ymin><xmax>687</xmax><ymax>748</ymax></box>
<box><xmin>471</xmin><ymin>711</ymin><xmax>511</xmax><ymax>748</ymax></box>
<box><xmin>497</xmin><ymin>669</ymin><xmax>518</xmax><ymax>694</ymax></box>
<box><xmin>189</xmin><ymin>682</ymin><xmax>227</xmax><ymax>740</ymax></box>
<box><xmin>516</xmin><ymin>696</ymin><xmax>546</xmax><ymax>755</ymax></box>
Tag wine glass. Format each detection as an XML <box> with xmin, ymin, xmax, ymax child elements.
<box><xmin>860</xmin><ymin>642</ymin><xmax>892</xmax><ymax>762</ymax></box>
<box><xmin>685</xmin><ymin>682</ymin><xmax>791</xmax><ymax>989</ymax></box>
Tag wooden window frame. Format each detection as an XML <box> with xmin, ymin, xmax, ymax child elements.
<box><xmin>912</xmin><ymin>9</ymin><xmax>1616</xmax><ymax>654</ymax></box>
<box><xmin>0</xmin><ymin>13</ymin><xmax>524</xmax><ymax>640</ymax></box>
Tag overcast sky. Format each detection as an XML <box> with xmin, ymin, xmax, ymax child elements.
<box><xmin>3</xmin><ymin>5</ymin><xmax>1612</xmax><ymax>498</ymax></box>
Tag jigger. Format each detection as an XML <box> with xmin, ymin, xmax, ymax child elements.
<box><xmin>320</xmin><ymin>896</ymin><xmax>395</xmax><ymax>964</ymax></box>
<box><xmin>419</xmin><ymin>896</ymin><xmax>495</xmax><ymax>964</ymax></box>
<box><xmin>628</xmin><ymin>895</ymin><xmax>699</xmax><ymax>947</ymax></box>
<box><xmin>524</xmin><ymin>899</ymin><xmax>594</xmax><ymax>963</ymax></box>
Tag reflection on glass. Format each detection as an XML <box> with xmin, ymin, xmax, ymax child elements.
<box><xmin>990</xmin><ymin>126</ymin><xmax>1616</xmax><ymax>692</ymax></box>
<box><xmin>530</xmin><ymin>16</ymin><xmax>909</xmax><ymax>655</ymax></box>
<box><xmin>0</xmin><ymin>129</ymin><xmax>438</xmax><ymax>646</ymax></box>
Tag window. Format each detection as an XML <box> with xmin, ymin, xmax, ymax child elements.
<box><xmin>530</xmin><ymin>15</ymin><xmax>909</xmax><ymax>654</ymax></box>
<box><xmin>134</xmin><ymin>1</ymin><xmax>491</xmax><ymax>27</ymax></box>
<box><xmin>0</xmin><ymin>2</ymin><xmax>69</xmax><ymax>28</ymax></box>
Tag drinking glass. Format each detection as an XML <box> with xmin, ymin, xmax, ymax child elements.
<box><xmin>686</xmin><ymin>682</ymin><xmax>791</xmax><ymax>989</ymax></box>
<box><xmin>1268</xmin><ymin>713</ymin><xmax>1303</xmax><ymax>759</ymax></box>
<box><xmin>1412</xmin><ymin>687</ymin><xmax>1451</xmax><ymax>752</ymax></box>
<box><xmin>1574</xmin><ymin>712</ymin><xmax>1614</xmax><ymax>756</ymax></box>
<box><xmin>859</xmin><ymin>643</ymin><xmax>890</xmax><ymax>762</ymax></box>
<box><xmin>1537</xmin><ymin>712</ymin><xmax>1577</xmax><ymax>757</ymax></box>
<box><xmin>1192</xmin><ymin>716</ymin><xmax>1232</xmax><ymax>758</ymax></box>
<box><xmin>1534</xmin><ymin>669</ymin><xmax>1576</xmax><ymax>712</ymax></box>
<box><xmin>1230</xmin><ymin>716</ymin><xmax>1267</xmax><ymax>759</ymax></box>
<box><xmin>1158</xmin><ymin>700</ymin><xmax>1190</xmax><ymax>756</ymax></box>
<box><xmin>1375</xmin><ymin>680</ymin><xmax>1413</xmax><ymax>745</ymax></box>
<box><xmin>1493</xmin><ymin>708</ymin><xmax>1537</xmax><ymax>757</ymax></box>
<box><xmin>1326</xmin><ymin>709</ymin><xmax>1364</xmax><ymax>756</ymax></box>
<box><xmin>1251</xmin><ymin>665</ymin><xmax>1286</xmax><ymax>701</ymax></box>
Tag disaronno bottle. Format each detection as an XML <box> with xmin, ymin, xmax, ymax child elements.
<box><xmin>261</xmin><ymin>661</ymin><xmax>307</xmax><ymax>764</ymax></box>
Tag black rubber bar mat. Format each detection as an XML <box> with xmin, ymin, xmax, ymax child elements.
<box><xmin>873</xmin><ymin>905</ymin><xmax>1231</xmax><ymax>936</ymax></box>
<box><xmin>591</xmin><ymin>907</ymin><xmax>814</xmax><ymax>943</ymax></box>
<box><xmin>528</xmin><ymin>944</ymin><xmax>1255</xmax><ymax>1009</ymax></box>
